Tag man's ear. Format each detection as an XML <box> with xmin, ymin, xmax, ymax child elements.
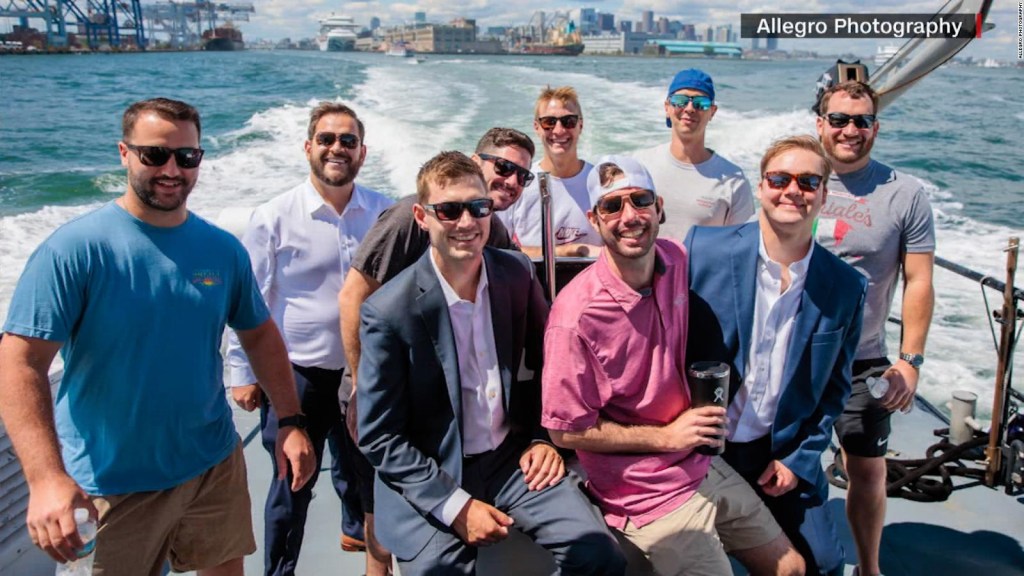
<box><xmin>657</xmin><ymin>197</ymin><xmax>666</xmax><ymax>224</ymax></box>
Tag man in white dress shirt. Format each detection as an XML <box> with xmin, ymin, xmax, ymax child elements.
<box><xmin>225</xmin><ymin>102</ymin><xmax>393</xmax><ymax>576</ymax></box>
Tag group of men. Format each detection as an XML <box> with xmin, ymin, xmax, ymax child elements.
<box><xmin>0</xmin><ymin>65</ymin><xmax>933</xmax><ymax>576</ymax></box>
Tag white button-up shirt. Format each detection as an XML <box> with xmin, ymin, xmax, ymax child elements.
<box><xmin>427</xmin><ymin>251</ymin><xmax>509</xmax><ymax>525</ymax></box>
<box><xmin>727</xmin><ymin>233</ymin><xmax>812</xmax><ymax>443</ymax></box>
<box><xmin>227</xmin><ymin>178</ymin><xmax>393</xmax><ymax>385</ymax></box>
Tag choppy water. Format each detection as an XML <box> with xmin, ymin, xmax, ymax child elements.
<box><xmin>1</xmin><ymin>51</ymin><xmax>1022</xmax><ymax>415</ymax></box>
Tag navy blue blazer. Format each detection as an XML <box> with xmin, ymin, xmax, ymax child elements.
<box><xmin>356</xmin><ymin>246</ymin><xmax>549</xmax><ymax>559</ymax></box>
<box><xmin>685</xmin><ymin>222</ymin><xmax>866</xmax><ymax>504</ymax></box>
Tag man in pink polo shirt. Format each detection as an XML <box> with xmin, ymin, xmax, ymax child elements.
<box><xmin>542</xmin><ymin>154</ymin><xmax>804</xmax><ymax>576</ymax></box>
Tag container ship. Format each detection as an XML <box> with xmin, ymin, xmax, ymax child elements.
<box><xmin>203</xmin><ymin>24</ymin><xmax>244</xmax><ymax>51</ymax></box>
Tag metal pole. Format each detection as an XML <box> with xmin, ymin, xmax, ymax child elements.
<box><xmin>986</xmin><ymin>236</ymin><xmax>1019</xmax><ymax>486</ymax></box>
<box><xmin>538</xmin><ymin>172</ymin><xmax>557</xmax><ymax>301</ymax></box>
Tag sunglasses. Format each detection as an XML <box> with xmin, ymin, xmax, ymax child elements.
<box><xmin>667</xmin><ymin>94</ymin><xmax>713</xmax><ymax>111</ymax></box>
<box><xmin>423</xmin><ymin>198</ymin><xmax>494</xmax><ymax>222</ymax></box>
<box><xmin>314</xmin><ymin>132</ymin><xmax>361</xmax><ymax>149</ymax></box>
<box><xmin>536</xmin><ymin>114</ymin><xmax>580</xmax><ymax>130</ymax></box>
<box><xmin>763</xmin><ymin>172</ymin><xmax>824</xmax><ymax>192</ymax></box>
<box><xmin>124</xmin><ymin>144</ymin><xmax>204</xmax><ymax>169</ymax></box>
<box><xmin>595</xmin><ymin>189</ymin><xmax>657</xmax><ymax>216</ymax></box>
<box><xmin>825</xmin><ymin>112</ymin><xmax>876</xmax><ymax>129</ymax></box>
<box><xmin>478</xmin><ymin>153</ymin><xmax>534</xmax><ymax>187</ymax></box>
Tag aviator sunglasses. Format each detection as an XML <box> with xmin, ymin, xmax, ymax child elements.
<box><xmin>423</xmin><ymin>198</ymin><xmax>494</xmax><ymax>221</ymax></box>
<box><xmin>478</xmin><ymin>153</ymin><xmax>535</xmax><ymax>187</ymax></box>
<box><xmin>314</xmin><ymin>132</ymin><xmax>361</xmax><ymax>149</ymax></box>
<box><xmin>536</xmin><ymin>114</ymin><xmax>580</xmax><ymax>130</ymax></box>
<box><xmin>667</xmin><ymin>94</ymin><xmax>713</xmax><ymax>111</ymax></box>
<box><xmin>763</xmin><ymin>172</ymin><xmax>824</xmax><ymax>192</ymax></box>
<box><xmin>124</xmin><ymin>144</ymin><xmax>204</xmax><ymax>169</ymax></box>
<box><xmin>825</xmin><ymin>112</ymin><xmax>876</xmax><ymax>130</ymax></box>
<box><xmin>595</xmin><ymin>189</ymin><xmax>657</xmax><ymax>216</ymax></box>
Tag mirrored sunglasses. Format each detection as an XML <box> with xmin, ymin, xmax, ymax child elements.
<box><xmin>763</xmin><ymin>172</ymin><xmax>824</xmax><ymax>192</ymax></box>
<box><xmin>478</xmin><ymin>153</ymin><xmax>534</xmax><ymax>187</ymax></box>
<box><xmin>314</xmin><ymin>132</ymin><xmax>361</xmax><ymax>149</ymax></box>
<box><xmin>125</xmin><ymin>144</ymin><xmax>204</xmax><ymax>169</ymax></box>
<box><xmin>536</xmin><ymin>114</ymin><xmax>580</xmax><ymax>130</ymax></box>
<box><xmin>825</xmin><ymin>112</ymin><xmax>876</xmax><ymax>129</ymax></box>
<box><xmin>595</xmin><ymin>189</ymin><xmax>657</xmax><ymax>216</ymax></box>
<box><xmin>667</xmin><ymin>94</ymin><xmax>713</xmax><ymax>111</ymax></box>
<box><xmin>424</xmin><ymin>198</ymin><xmax>494</xmax><ymax>221</ymax></box>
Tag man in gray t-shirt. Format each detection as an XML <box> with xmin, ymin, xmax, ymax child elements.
<box><xmin>816</xmin><ymin>81</ymin><xmax>935</xmax><ymax>576</ymax></box>
<box><xmin>336</xmin><ymin>127</ymin><xmax>536</xmax><ymax>576</ymax></box>
<box><xmin>633</xmin><ymin>68</ymin><xmax>755</xmax><ymax>242</ymax></box>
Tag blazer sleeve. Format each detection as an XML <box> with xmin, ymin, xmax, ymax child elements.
<box><xmin>356</xmin><ymin>299</ymin><xmax>462</xmax><ymax>517</ymax></box>
<box><xmin>779</xmin><ymin>281</ymin><xmax>866</xmax><ymax>488</ymax></box>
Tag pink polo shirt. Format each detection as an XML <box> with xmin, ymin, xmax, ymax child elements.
<box><xmin>541</xmin><ymin>239</ymin><xmax>708</xmax><ymax>529</ymax></box>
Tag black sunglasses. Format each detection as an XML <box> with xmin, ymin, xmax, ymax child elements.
<box><xmin>314</xmin><ymin>132</ymin><xmax>361</xmax><ymax>149</ymax></box>
<box><xmin>595</xmin><ymin>189</ymin><xmax>657</xmax><ymax>216</ymax></box>
<box><xmin>825</xmin><ymin>112</ymin><xmax>876</xmax><ymax>130</ymax></box>
<box><xmin>763</xmin><ymin>172</ymin><xmax>824</xmax><ymax>192</ymax></box>
<box><xmin>478</xmin><ymin>153</ymin><xmax>535</xmax><ymax>187</ymax></box>
<box><xmin>124</xmin><ymin>144</ymin><xmax>204</xmax><ymax>169</ymax></box>
<box><xmin>423</xmin><ymin>198</ymin><xmax>494</xmax><ymax>222</ymax></box>
<box><xmin>536</xmin><ymin>114</ymin><xmax>580</xmax><ymax>130</ymax></box>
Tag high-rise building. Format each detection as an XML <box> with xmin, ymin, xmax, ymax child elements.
<box><xmin>641</xmin><ymin>10</ymin><xmax>654</xmax><ymax>33</ymax></box>
<box><xmin>752</xmin><ymin>36</ymin><xmax>761</xmax><ymax>50</ymax></box>
<box><xmin>597</xmin><ymin>13</ymin><xmax>615</xmax><ymax>32</ymax></box>
<box><xmin>714</xmin><ymin>24</ymin><xmax>730</xmax><ymax>44</ymax></box>
<box><xmin>370</xmin><ymin>17</ymin><xmax>380</xmax><ymax>31</ymax></box>
<box><xmin>766</xmin><ymin>37</ymin><xmax>778</xmax><ymax>50</ymax></box>
<box><xmin>681</xmin><ymin>23</ymin><xmax>695</xmax><ymax>40</ymax></box>
<box><xmin>414</xmin><ymin>11</ymin><xmax>426</xmax><ymax>24</ymax></box>
<box><xmin>657</xmin><ymin>17</ymin><xmax>669</xmax><ymax>35</ymax></box>
<box><xmin>618</xmin><ymin>20</ymin><xmax>632</xmax><ymax>34</ymax></box>
<box><xmin>571</xmin><ymin>8</ymin><xmax>598</xmax><ymax>35</ymax></box>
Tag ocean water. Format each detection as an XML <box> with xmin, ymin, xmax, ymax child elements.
<box><xmin>1</xmin><ymin>51</ymin><xmax>1022</xmax><ymax>416</ymax></box>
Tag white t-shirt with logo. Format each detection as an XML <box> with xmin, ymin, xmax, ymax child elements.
<box><xmin>498</xmin><ymin>160</ymin><xmax>600</xmax><ymax>248</ymax></box>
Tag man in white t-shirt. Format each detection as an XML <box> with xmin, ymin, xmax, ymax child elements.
<box><xmin>634</xmin><ymin>68</ymin><xmax>754</xmax><ymax>242</ymax></box>
<box><xmin>499</xmin><ymin>85</ymin><xmax>602</xmax><ymax>257</ymax></box>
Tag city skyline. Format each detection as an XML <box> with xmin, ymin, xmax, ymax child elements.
<box><xmin>243</xmin><ymin>1</ymin><xmax>1016</xmax><ymax>60</ymax></box>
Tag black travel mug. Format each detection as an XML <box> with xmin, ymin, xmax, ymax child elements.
<box><xmin>687</xmin><ymin>361</ymin><xmax>730</xmax><ymax>456</ymax></box>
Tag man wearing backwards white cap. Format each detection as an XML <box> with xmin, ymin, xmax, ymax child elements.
<box><xmin>634</xmin><ymin>68</ymin><xmax>755</xmax><ymax>241</ymax></box>
<box><xmin>542</xmin><ymin>154</ymin><xmax>803</xmax><ymax>575</ymax></box>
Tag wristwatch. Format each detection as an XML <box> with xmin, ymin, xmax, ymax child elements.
<box><xmin>278</xmin><ymin>414</ymin><xmax>308</xmax><ymax>430</ymax></box>
<box><xmin>899</xmin><ymin>353</ymin><xmax>925</xmax><ymax>370</ymax></box>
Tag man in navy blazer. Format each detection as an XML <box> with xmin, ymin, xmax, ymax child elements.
<box><xmin>686</xmin><ymin>136</ymin><xmax>866</xmax><ymax>575</ymax></box>
<box><xmin>356</xmin><ymin>151</ymin><xmax>625</xmax><ymax>575</ymax></box>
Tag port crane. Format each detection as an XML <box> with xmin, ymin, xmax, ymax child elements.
<box><xmin>0</xmin><ymin>0</ymin><xmax>145</xmax><ymax>49</ymax></box>
<box><xmin>142</xmin><ymin>1</ymin><xmax>253</xmax><ymax>49</ymax></box>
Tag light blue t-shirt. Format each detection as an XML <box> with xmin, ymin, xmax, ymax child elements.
<box><xmin>3</xmin><ymin>202</ymin><xmax>269</xmax><ymax>495</ymax></box>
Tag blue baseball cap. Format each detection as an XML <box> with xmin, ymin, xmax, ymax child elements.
<box><xmin>665</xmin><ymin>69</ymin><xmax>715</xmax><ymax>127</ymax></box>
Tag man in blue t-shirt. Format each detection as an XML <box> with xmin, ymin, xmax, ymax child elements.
<box><xmin>0</xmin><ymin>98</ymin><xmax>315</xmax><ymax>576</ymax></box>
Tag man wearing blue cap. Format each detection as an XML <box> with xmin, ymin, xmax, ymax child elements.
<box><xmin>634</xmin><ymin>68</ymin><xmax>755</xmax><ymax>242</ymax></box>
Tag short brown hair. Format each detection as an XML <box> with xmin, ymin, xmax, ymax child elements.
<box><xmin>597</xmin><ymin>162</ymin><xmax>625</xmax><ymax>188</ymax></box>
<box><xmin>817</xmin><ymin>81</ymin><xmax>878</xmax><ymax>116</ymax></box>
<box><xmin>122</xmin><ymin>98</ymin><xmax>201</xmax><ymax>140</ymax></box>
<box><xmin>416</xmin><ymin>151</ymin><xmax>487</xmax><ymax>204</ymax></box>
<box><xmin>534</xmin><ymin>85</ymin><xmax>582</xmax><ymax>118</ymax></box>
<box><xmin>307</xmin><ymin>102</ymin><xmax>364</xmax><ymax>140</ymax></box>
<box><xmin>475</xmin><ymin>127</ymin><xmax>536</xmax><ymax>159</ymax></box>
<box><xmin>760</xmin><ymin>135</ymin><xmax>832</xmax><ymax>183</ymax></box>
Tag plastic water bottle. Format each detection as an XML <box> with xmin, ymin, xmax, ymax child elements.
<box><xmin>866</xmin><ymin>376</ymin><xmax>913</xmax><ymax>414</ymax></box>
<box><xmin>55</xmin><ymin>508</ymin><xmax>96</xmax><ymax>576</ymax></box>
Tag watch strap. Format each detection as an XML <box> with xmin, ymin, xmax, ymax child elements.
<box><xmin>278</xmin><ymin>414</ymin><xmax>308</xmax><ymax>430</ymax></box>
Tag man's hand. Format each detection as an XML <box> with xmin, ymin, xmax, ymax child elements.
<box><xmin>758</xmin><ymin>460</ymin><xmax>798</xmax><ymax>497</ymax></box>
<box><xmin>26</xmin><ymin>474</ymin><xmax>97</xmax><ymax>562</ymax></box>
<box><xmin>231</xmin><ymin>384</ymin><xmax>262</xmax><ymax>412</ymax></box>
<box><xmin>556</xmin><ymin>243</ymin><xmax>602</xmax><ymax>257</ymax></box>
<box><xmin>662</xmin><ymin>406</ymin><xmax>726</xmax><ymax>452</ymax></box>
<box><xmin>451</xmin><ymin>499</ymin><xmax>514</xmax><ymax>546</ymax></box>
<box><xmin>519</xmin><ymin>443</ymin><xmax>565</xmax><ymax>491</ymax></box>
<box><xmin>345</xmin><ymin>387</ymin><xmax>359</xmax><ymax>443</ymax></box>
<box><xmin>275</xmin><ymin>426</ymin><xmax>315</xmax><ymax>491</ymax></box>
<box><xmin>881</xmin><ymin>361</ymin><xmax>918</xmax><ymax>412</ymax></box>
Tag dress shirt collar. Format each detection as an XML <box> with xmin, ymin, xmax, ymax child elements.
<box><xmin>595</xmin><ymin>244</ymin><xmax>668</xmax><ymax>312</ymax></box>
<box><xmin>756</xmin><ymin>231</ymin><xmax>813</xmax><ymax>288</ymax></box>
<box><xmin>429</xmin><ymin>251</ymin><xmax>490</xmax><ymax>307</ymax></box>
<box><xmin>302</xmin><ymin>177</ymin><xmax>367</xmax><ymax>219</ymax></box>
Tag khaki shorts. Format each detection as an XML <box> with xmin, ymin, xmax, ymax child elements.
<box><xmin>91</xmin><ymin>441</ymin><xmax>255</xmax><ymax>576</ymax></box>
<box><xmin>702</xmin><ymin>456</ymin><xmax>782</xmax><ymax>553</ymax></box>
<box><xmin>614</xmin><ymin>488</ymin><xmax>731</xmax><ymax>576</ymax></box>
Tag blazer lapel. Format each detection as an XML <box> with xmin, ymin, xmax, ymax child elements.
<box><xmin>484</xmin><ymin>249</ymin><xmax>515</xmax><ymax>412</ymax></box>
<box><xmin>780</xmin><ymin>244</ymin><xmax>829</xmax><ymax>389</ymax></box>
<box><xmin>732</xmin><ymin>224</ymin><xmax>759</xmax><ymax>382</ymax></box>
<box><xmin>415</xmin><ymin>254</ymin><xmax>463</xmax><ymax>438</ymax></box>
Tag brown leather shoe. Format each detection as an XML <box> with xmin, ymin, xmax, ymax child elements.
<box><xmin>341</xmin><ymin>534</ymin><xmax>367</xmax><ymax>552</ymax></box>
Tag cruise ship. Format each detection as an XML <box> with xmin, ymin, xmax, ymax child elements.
<box><xmin>317</xmin><ymin>14</ymin><xmax>360</xmax><ymax>52</ymax></box>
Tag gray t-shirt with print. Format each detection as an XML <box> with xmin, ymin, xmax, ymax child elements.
<box><xmin>814</xmin><ymin>159</ymin><xmax>935</xmax><ymax>359</ymax></box>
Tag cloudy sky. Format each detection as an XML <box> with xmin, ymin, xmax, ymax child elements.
<box><xmin>240</xmin><ymin>0</ymin><xmax>1016</xmax><ymax>60</ymax></box>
